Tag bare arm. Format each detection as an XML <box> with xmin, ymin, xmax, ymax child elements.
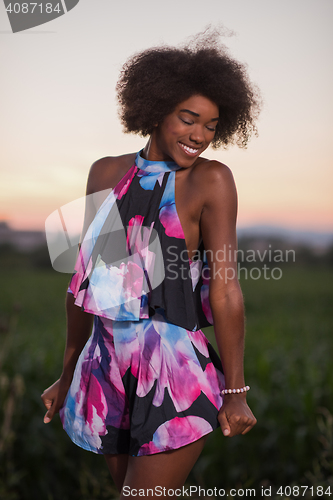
<box><xmin>61</xmin><ymin>293</ymin><xmax>94</xmax><ymax>382</ymax></box>
<box><xmin>59</xmin><ymin>157</ymin><xmax>110</xmax><ymax>383</ymax></box>
<box><xmin>200</xmin><ymin>161</ymin><xmax>256</xmax><ymax>437</ymax></box>
<box><xmin>41</xmin><ymin>158</ymin><xmax>109</xmax><ymax>422</ymax></box>
<box><xmin>41</xmin><ymin>295</ymin><xmax>94</xmax><ymax>423</ymax></box>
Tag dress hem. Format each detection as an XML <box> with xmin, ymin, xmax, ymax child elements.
<box><xmin>63</xmin><ymin>424</ymin><xmax>219</xmax><ymax>457</ymax></box>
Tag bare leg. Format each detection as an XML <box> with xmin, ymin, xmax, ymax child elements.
<box><xmin>120</xmin><ymin>435</ymin><xmax>208</xmax><ymax>499</ymax></box>
<box><xmin>104</xmin><ymin>454</ymin><xmax>129</xmax><ymax>492</ymax></box>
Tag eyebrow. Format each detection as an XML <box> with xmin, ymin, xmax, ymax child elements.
<box><xmin>179</xmin><ymin>109</ymin><xmax>219</xmax><ymax>121</ymax></box>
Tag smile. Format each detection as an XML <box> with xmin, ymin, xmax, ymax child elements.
<box><xmin>178</xmin><ymin>142</ymin><xmax>199</xmax><ymax>156</ymax></box>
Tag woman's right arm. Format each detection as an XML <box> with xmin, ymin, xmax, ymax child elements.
<box><xmin>41</xmin><ymin>294</ymin><xmax>94</xmax><ymax>423</ymax></box>
<box><xmin>41</xmin><ymin>159</ymin><xmax>105</xmax><ymax>423</ymax></box>
<box><xmin>61</xmin><ymin>293</ymin><xmax>94</xmax><ymax>384</ymax></box>
<box><xmin>41</xmin><ymin>155</ymin><xmax>128</xmax><ymax>422</ymax></box>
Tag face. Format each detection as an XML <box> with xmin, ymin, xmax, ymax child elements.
<box><xmin>147</xmin><ymin>94</ymin><xmax>219</xmax><ymax>168</ymax></box>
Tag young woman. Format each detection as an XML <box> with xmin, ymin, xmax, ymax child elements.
<box><xmin>41</xmin><ymin>30</ymin><xmax>261</xmax><ymax>497</ymax></box>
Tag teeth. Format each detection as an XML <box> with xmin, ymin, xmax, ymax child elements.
<box><xmin>179</xmin><ymin>143</ymin><xmax>198</xmax><ymax>154</ymax></box>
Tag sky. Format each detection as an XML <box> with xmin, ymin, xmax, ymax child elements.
<box><xmin>1</xmin><ymin>0</ymin><xmax>332</xmax><ymax>233</ymax></box>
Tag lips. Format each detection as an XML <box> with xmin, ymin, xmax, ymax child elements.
<box><xmin>178</xmin><ymin>142</ymin><xmax>199</xmax><ymax>157</ymax></box>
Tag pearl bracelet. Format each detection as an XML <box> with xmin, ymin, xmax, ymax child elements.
<box><xmin>221</xmin><ymin>385</ymin><xmax>250</xmax><ymax>395</ymax></box>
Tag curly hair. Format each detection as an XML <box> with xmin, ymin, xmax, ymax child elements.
<box><xmin>116</xmin><ymin>28</ymin><xmax>261</xmax><ymax>149</ymax></box>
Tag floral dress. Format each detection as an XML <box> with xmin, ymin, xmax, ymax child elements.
<box><xmin>59</xmin><ymin>151</ymin><xmax>225</xmax><ymax>456</ymax></box>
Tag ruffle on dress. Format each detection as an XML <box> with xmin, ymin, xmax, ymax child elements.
<box><xmin>68</xmin><ymin>151</ymin><xmax>213</xmax><ymax>331</ymax></box>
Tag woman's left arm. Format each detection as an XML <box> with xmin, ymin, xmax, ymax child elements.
<box><xmin>200</xmin><ymin>160</ymin><xmax>256</xmax><ymax>438</ymax></box>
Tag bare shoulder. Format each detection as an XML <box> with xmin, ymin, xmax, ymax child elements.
<box><xmin>190</xmin><ymin>157</ymin><xmax>237</xmax><ymax>204</ymax></box>
<box><xmin>87</xmin><ymin>152</ymin><xmax>136</xmax><ymax>195</ymax></box>
<box><xmin>193</xmin><ymin>156</ymin><xmax>234</xmax><ymax>180</ymax></box>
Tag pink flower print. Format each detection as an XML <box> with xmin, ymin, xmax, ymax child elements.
<box><xmin>84</xmin><ymin>373</ymin><xmax>108</xmax><ymax>436</ymax></box>
<box><xmin>134</xmin><ymin>313</ymin><xmax>209</xmax><ymax>412</ymax></box>
<box><xmin>159</xmin><ymin>204</ymin><xmax>184</xmax><ymax>239</ymax></box>
<box><xmin>200</xmin><ymin>284</ymin><xmax>213</xmax><ymax>324</ymax></box>
<box><xmin>127</xmin><ymin>216</ymin><xmax>160</xmax><ymax>291</ymax></box>
<box><xmin>68</xmin><ymin>270</ymin><xmax>81</xmax><ymax>296</ymax></box>
<box><xmin>114</xmin><ymin>165</ymin><xmax>137</xmax><ymax>199</ymax></box>
<box><xmin>203</xmin><ymin>362</ymin><xmax>224</xmax><ymax>408</ymax></box>
<box><xmin>111</xmin><ymin>318</ymin><xmax>142</xmax><ymax>380</ymax></box>
<box><xmin>187</xmin><ymin>329</ymin><xmax>209</xmax><ymax>358</ymax></box>
<box><xmin>60</xmin><ymin>338</ymin><xmax>109</xmax><ymax>452</ymax></box>
<box><xmin>137</xmin><ymin>416</ymin><xmax>213</xmax><ymax>456</ymax></box>
<box><xmin>76</xmin><ymin>257</ymin><xmax>144</xmax><ymax>319</ymax></box>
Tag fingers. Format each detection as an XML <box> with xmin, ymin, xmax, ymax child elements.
<box><xmin>41</xmin><ymin>380</ymin><xmax>60</xmax><ymax>424</ymax></box>
<box><xmin>44</xmin><ymin>403</ymin><xmax>58</xmax><ymax>423</ymax></box>
<box><xmin>41</xmin><ymin>394</ymin><xmax>55</xmax><ymax>423</ymax></box>
<box><xmin>241</xmin><ymin>416</ymin><xmax>257</xmax><ymax>435</ymax></box>
<box><xmin>44</xmin><ymin>411</ymin><xmax>52</xmax><ymax>424</ymax></box>
<box><xmin>42</xmin><ymin>397</ymin><xmax>53</xmax><ymax>411</ymax></box>
<box><xmin>218</xmin><ymin>400</ymin><xmax>257</xmax><ymax>437</ymax></box>
<box><xmin>225</xmin><ymin>415</ymin><xmax>255</xmax><ymax>437</ymax></box>
<box><xmin>42</xmin><ymin>393</ymin><xmax>61</xmax><ymax>423</ymax></box>
<box><xmin>218</xmin><ymin>410</ymin><xmax>231</xmax><ymax>436</ymax></box>
<box><xmin>224</xmin><ymin>414</ymin><xmax>245</xmax><ymax>437</ymax></box>
<box><xmin>229</xmin><ymin>414</ymin><xmax>256</xmax><ymax>437</ymax></box>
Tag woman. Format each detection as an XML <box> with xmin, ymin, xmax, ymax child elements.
<box><xmin>42</xmin><ymin>30</ymin><xmax>261</xmax><ymax>496</ymax></box>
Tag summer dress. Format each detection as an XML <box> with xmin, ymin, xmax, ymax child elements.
<box><xmin>59</xmin><ymin>151</ymin><xmax>225</xmax><ymax>456</ymax></box>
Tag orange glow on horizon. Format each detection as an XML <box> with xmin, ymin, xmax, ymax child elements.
<box><xmin>3</xmin><ymin>209</ymin><xmax>333</xmax><ymax>234</ymax></box>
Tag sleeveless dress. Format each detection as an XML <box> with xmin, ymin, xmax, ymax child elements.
<box><xmin>59</xmin><ymin>151</ymin><xmax>225</xmax><ymax>457</ymax></box>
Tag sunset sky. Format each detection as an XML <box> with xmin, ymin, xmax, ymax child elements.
<box><xmin>1</xmin><ymin>0</ymin><xmax>332</xmax><ymax>233</ymax></box>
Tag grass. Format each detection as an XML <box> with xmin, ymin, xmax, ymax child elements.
<box><xmin>0</xmin><ymin>259</ymin><xmax>332</xmax><ymax>499</ymax></box>
<box><xmin>199</xmin><ymin>265</ymin><xmax>333</xmax><ymax>496</ymax></box>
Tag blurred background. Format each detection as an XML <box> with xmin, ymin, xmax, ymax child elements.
<box><xmin>1</xmin><ymin>0</ymin><xmax>332</xmax><ymax>498</ymax></box>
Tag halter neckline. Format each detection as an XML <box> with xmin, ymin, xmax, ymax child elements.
<box><xmin>135</xmin><ymin>150</ymin><xmax>181</xmax><ymax>173</ymax></box>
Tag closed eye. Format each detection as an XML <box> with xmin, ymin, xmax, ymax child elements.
<box><xmin>180</xmin><ymin>117</ymin><xmax>193</xmax><ymax>126</ymax></box>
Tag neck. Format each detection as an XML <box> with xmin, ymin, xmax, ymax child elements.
<box><xmin>142</xmin><ymin>134</ymin><xmax>173</xmax><ymax>162</ymax></box>
<box><xmin>141</xmin><ymin>138</ymin><xmax>152</xmax><ymax>161</ymax></box>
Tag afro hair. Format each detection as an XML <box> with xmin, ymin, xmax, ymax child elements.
<box><xmin>116</xmin><ymin>27</ymin><xmax>261</xmax><ymax>149</ymax></box>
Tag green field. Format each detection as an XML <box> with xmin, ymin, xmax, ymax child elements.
<box><xmin>0</xmin><ymin>256</ymin><xmax>332</xmax><ymax>499</ymax></box>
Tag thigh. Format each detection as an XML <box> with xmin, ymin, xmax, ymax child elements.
<box><xmin>104</xmin><ymin>453</ymin><xmax>129</xmax><ymax>492</ymax></box>
<box><xmin>120</xmin><ymin>435</ymin><xmax>208</xmax><ymax>499</ymax></box>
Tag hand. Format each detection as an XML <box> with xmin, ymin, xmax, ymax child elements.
<box><xmin>218</xmin><ymin>394</ymin><xmax>257</xmax><ymax>437</ymax></box>
<box><xmin>41</xmin><ymin>377</ymin><xmax>71</xmax><ymax>424</ymax></box>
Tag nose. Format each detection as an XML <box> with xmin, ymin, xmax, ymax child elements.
<box><xmin>189</xmin><ymin>124</ymin><xmax>204</xmax><ymax>144</ymax></box>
